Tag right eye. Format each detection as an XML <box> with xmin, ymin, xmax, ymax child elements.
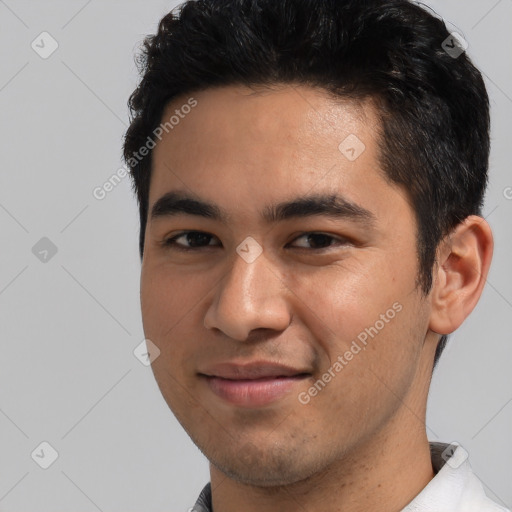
<box><xmin>162</xmin><ymin>231</ymin><xmax>221</xmax><ymax>251</ymax></box>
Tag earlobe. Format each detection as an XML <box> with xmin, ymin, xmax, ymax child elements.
<box><xmin>428</xmin><ymin>215</ymin><xmax>493</xmax><ymax>335</ymax></box>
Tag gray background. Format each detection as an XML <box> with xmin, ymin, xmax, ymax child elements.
<box><xmin>0</xmin><ymin>1</ymin><xmax>510</xmax><ymax>510</ymax></box>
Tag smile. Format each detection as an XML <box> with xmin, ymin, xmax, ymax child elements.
<box><xmin>202</xmin><ymin>374</ymin><xmax>310</xmax><ymax>407</ymax></box>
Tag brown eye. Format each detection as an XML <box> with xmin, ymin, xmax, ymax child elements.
<box><xmin>163</xmin><ymin>231</ymin><xmax>220</xmax><ymax>251</ymax></box>
<box><xmin>289</xmin><ymin>233</ymin><xmax>348</xmax><ymax>250</ymax></box>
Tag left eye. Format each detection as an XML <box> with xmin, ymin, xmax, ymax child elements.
<box><xmin>288</xmin><ymin>233</ymin><xmax>346</xmax><ymax>249</ymax></box>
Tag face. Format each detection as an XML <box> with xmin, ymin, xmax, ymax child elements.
<box><xmin>141</xmin><ymin>85</ymin><xmax>434</xmax><ymax>486</ymax></box>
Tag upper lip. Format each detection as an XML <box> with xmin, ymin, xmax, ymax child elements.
<box><xmin>198</xmin><ymin>361</ymin><xmax>311</xmax><ymax>380</ymax></box>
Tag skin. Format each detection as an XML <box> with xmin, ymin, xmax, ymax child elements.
<box><xmin>140</xmin><ymin>84</ymin><xmax>493</xmax><ymax>512</ymax></box>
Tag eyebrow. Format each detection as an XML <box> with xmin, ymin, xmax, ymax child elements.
<box><xmin>150</xmin><ymin>190</ymin><xmax>376</xmax><ymax>227</ymax></box>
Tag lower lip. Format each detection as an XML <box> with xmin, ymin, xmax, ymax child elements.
<box><xmin>203</xmin><ymin>375</ymin><xmax>309</xmax><ymax>407</ymax></box>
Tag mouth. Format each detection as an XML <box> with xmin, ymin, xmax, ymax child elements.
<box><xmin>198</xmin><ymin>361</ymin><xmax>312</xmax><ymax>407</ymax></box>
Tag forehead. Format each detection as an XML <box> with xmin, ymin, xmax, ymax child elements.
<box><xmin>148</xmin><ymin>84</ymin><xmax>402</xmax><ymax>223</ymax></box>
<box><xmin>156</xmin><ymin>84</ymin><xmax>375</xmax><ymax>158</ymax></box>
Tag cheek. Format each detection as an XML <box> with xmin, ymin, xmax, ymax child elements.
<box><xmin>284</xmin><ymin>255</ymin><xmax>409</xmax><ymax>346</ymax></box>
<box><xmin>293</xmin><ymin>295</ymin><xmax>423</xmax><ymax>445</ymax></box>
<box><xmin>140</xmin><ymin>261</ymin><xmax>227</xmax><ymax>389</ymax></box>
<box><xmin>283</xmin><ymin>253</ymin><xmax>422</xmax><ymax>414</ymax></box>
<box><xmin>140</xmin><ymin>265</ymin><xmax>209</xmax><ymax>407</ymax></box>
<box><xmin>140</xmin><ymin>262</ymin><xmax>209</xmax><ymax>336</ymax></box>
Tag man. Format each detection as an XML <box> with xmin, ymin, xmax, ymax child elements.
<box><xmin>123</xmin><ymin>0</ymin><xmax>509</xmax><ymax>510</ymax></box>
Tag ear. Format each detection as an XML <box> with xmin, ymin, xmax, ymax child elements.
<box><xmin>429</xmin><ymin>215</ymin><xmax>493</xmax><ymax>335</ymax></box>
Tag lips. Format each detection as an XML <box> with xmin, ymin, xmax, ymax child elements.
<box><xmin>199</xmin><ymin>361</ymin><xmax>310</xmax><ymax>380</ymax></box>
<box><xmin>198</xmin><ymin>361</ymin><xmax>311</xmax><ymax>407</ymax></box>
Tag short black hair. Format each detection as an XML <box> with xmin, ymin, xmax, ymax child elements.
<box><xmin>123</xmin><ymin>0</ymin><xmax>490</xmax><ymax>369</ymax></box>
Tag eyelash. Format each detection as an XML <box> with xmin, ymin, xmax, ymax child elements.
<box><xmin>161</xmin><ymin>231</ymin><xmax>350</xmax><ymax>252</ymax></box>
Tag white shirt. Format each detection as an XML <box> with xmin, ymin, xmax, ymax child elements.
<box><xmin>402</xmin><ymin>442</ymin><xmax>510</xmax><ymax>511</ymax></box>
<box><xmin>192</xmin><ymin>442</ymin><xmax>510</xmax><ymax>511</ymax></box>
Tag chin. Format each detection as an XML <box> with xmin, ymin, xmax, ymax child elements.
<box><xmin>204</xmin><ymin>440</ymin><xmax>328</xmax><ymax>488</ymax></box>
<box><xmin>212</xmin><ymin>460</ymin><xmax>305</xmax><ymax>487</ymax></box>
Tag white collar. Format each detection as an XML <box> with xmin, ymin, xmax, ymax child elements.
<box><xmin>401</xmin><ymin>442</ymin><xmax>509</xmax><ymax>512</ymax></box>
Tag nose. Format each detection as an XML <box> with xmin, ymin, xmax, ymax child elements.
<box><xmin>203</xmin><ymin>244</ymin><xmax>292</xmax><ymax>341</ymax></box>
